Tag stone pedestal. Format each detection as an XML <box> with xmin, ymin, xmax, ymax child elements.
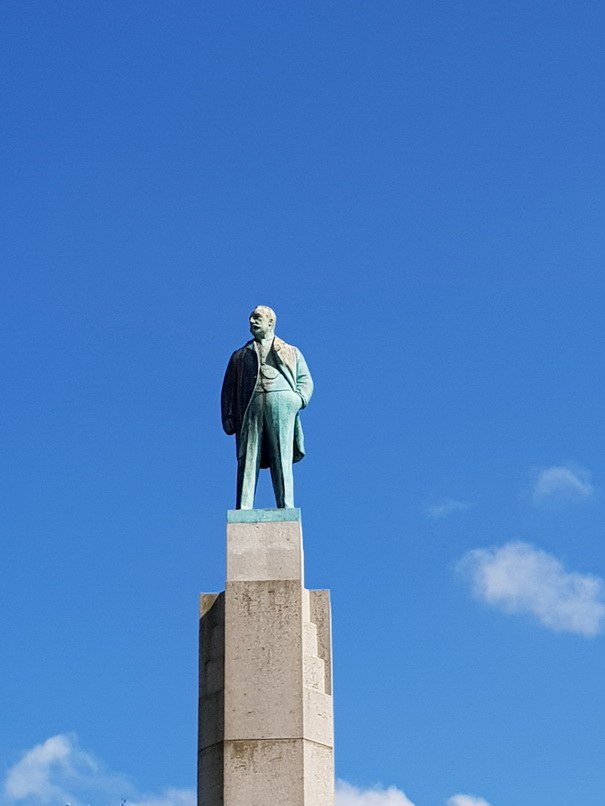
<box><xmin>198</xmin><ymin>509</ymin><xmax>334</xmax><ymax>806</ymax></box>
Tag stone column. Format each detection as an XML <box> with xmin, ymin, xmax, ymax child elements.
<box><xmin>198</xmin><ymin>509</ymin><xmax>334</xmax><ymax>806</ymax></box>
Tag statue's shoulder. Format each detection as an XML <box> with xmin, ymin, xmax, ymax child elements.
<box><xmin>273</xmin><ymin>337</ymin><xmax>298</xmax><ymax>356</ymax></box>
<box><xmin>230</xmin><ymin>340</ymin><xmax>256</xmax><ymax>361</ymax></box>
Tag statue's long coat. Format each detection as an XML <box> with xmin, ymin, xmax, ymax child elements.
<box><xmin>221</xmin><ymin>337</ymin><xmax>313</xmax><ymax>469</ymax></box>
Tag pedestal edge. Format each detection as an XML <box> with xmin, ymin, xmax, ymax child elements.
<box><xmin>227</xmin><ymin>508</ymin><xmax>301</xmax><ymax>524</ymax></box>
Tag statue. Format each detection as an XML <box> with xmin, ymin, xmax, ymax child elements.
<box><xmin>221</xmin><ymin>306</ymin><xmax>314</xmax><ymax>509</ymax></box>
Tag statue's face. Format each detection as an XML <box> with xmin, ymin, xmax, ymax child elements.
<box><xmin>249</xmin><ymin>308</ymin><xmax>274</xmax><ymax>340</ymax></box>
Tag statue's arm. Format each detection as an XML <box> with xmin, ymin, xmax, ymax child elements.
<box><xmin>221</xmin><ymin>354</ymin><xmax>238</xmax><ymax>435</ymax></box>
<box><xmin>295</xmin><ymin>350</ymin><xmax>313</xmax><ymax>408</ymax></box>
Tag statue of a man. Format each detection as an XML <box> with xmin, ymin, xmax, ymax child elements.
<box><xmin>221</xmin><ymin>306</ymin><xmax>314</xmax><ymax>509</ymax></box>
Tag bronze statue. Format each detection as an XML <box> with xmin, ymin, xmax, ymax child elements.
<box><xmin>221</xmin><ymin>306</ymin><xmax>313</xmax><ymax>509</ymax></box>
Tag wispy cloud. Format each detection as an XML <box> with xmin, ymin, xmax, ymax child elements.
<box><xmin>447</xmin><ymin>796</ymin><xmax>492</xmax><ymax>806</ymax></box>
<box><xmin>2</xmin><ymin>734</ymin><xmax>191</xmax><ymax>806</ymax></box>
<box><xmin>426</xmin><ymin>498</ymin><xmax>471</xmax><ymax>520</ymax></box>
<box><xmin>2</xmin><ymin>734</ymin><xmax>489</xmax><ymax>806</ymax></box>
<box><xmin>458</xmin><ymin>541</ymin><xmax>605</xmax><ymax>636</ymax></box>
<box><xmin>3</xmin><ymin>734</ymin><xmax>129</xmax><ymax>806</ymax></box>
<box><xmin>334</xmin><ymin>782</ymin><xmax>491</xmax><ymax>806</ymax></box>
<box><xmin>532</xmin><ymin>465</ymin><xmax>593</xmax><ymax>505</ymax></box>
<box><xmin>336</xmin><ymin>781</ymin><xmax>416</xmax><ymax>806</ymax></box>
<box><xmin>4</xmin><ymin>734</ymin><xmax>82</xmax><ymax>803</ymax></box>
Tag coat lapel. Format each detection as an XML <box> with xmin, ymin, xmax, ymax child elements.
<box><xmin>272</xmin><ymin>337</ymin><xmax>296</xmax><ymax>390</ymax></box>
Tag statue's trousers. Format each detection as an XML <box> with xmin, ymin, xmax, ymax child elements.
<box><xmin>237</xmin><ymin>390</ymin><xmax>302</xmax><ymax>509</ymax></box>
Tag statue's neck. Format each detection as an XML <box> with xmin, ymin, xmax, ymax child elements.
<box><xmin>254</xmin><ymin>334</ymin><xmax>275</xmax><ymax>348</ymax></box>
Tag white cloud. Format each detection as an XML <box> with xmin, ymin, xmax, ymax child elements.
<box><xmin>426</xmin><ymin>498</ymin><xmax>471</xmax><ymax>520</ymax></box>
<box><xmin>447</xmin><ymin>796</ymin><xmax>492</xmax><ymax>806</ymax></box>
<box><xmin>336</xmin><ymin>781</ymin><xmax>416</xmax><ymax>806</ymax></box>
<box><xmin>4</xmin><ymin>734</ymin><xmax>99</xmax><ymax>805</ymax></box>
<box><xmin>532</xmin><ymin>465</ymin><xmax>593</xmax><ymax>504</ymax></box>
<box><xmin>459</xmin><ymin>541</ymin><xmax>605</xmax><ymax>636</ymax></box>
<box><xmin>2</xmin><ymin>734</ymin><xmax>184</xmax><ymax>806</ymax></box>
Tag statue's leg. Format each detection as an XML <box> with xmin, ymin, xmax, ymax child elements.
<box><xmin>265</xmin><ymin>391</ymin><xmax>299</xmax><ymax>508</ymax></box>
<box><xmin>236</xmin><ymin>393</ymin><xmax>264</xmax><ymax>509</ymax></box>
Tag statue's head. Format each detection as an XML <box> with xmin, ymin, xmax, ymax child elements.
<box><xmin>249</xmin><ymin>305</ymin><xmax>276</xmax><ymax>341</ymax></box>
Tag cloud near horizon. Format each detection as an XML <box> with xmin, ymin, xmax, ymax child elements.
<box><xmin>532</xmin><ymin>465</ymin><xmax>593</xmax><ymax>505</ymax></box>
<box><xmin>336</xmin><ymin>781</ymin><xmax>416</xmax><ymax>806</ymax></box>
<box><xmin>1</xmin><ymin>734</ymin><xmax>191</xmax><ymax>806</ymax></box>
<box><xmin>4</xmin><ymin>734</ymin><xmax>88</xmax><ymax>804</ymax></box>
<box><xmin>2</xmin><ymin>734</ymin><xmax>490</xmax><ymax>806</ymax></box>
<box><xmin>447</xmin><ymin>796</ymin><xmax>492</xmax><ymax>806</ymax></box>
<box><xmin>458</xmin><ymin>541</ymin><xmax>605</xmax><ymax>636</ymax></box>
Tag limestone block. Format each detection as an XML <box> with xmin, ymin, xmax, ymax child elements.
<box><xmin>303</xmin><ymin>620</ymin><xmax>318</xmax><ymax>655</ymax></box>
<box><xmin>302</xmin><ymin>587</ymin><xmax>311</xmax><ymax>620</ymax></box>
<box><xmin>304</xmin><ymin>654</ymin><xmax>326</xmax><ymax>691</ymax></box>
<box><xmin>309</xmin><ymin>589</ymin><xmax>332</xmax><ymax>695</ymax></box>
<box><xmin>303</xmin><ymin>687</ymin><xmax>334</xmax><ymax>747</ymax></box>
<box><xmin>198</xmin><ymin>745</ymin><xmax>224</xmax><ymax>806</ymax></box>
<box><xmin>303</xmin><ymin>741</ymin><xmax>335</xmax><ymax>806</ymax></box>
<box><xmin>224</xmin><ymin>579</ymin><xmax>304</xmax><ymax>740</ymax></box>
<box><xmin>224</xmin><ymin>739</ymin><xmax>304</xmax><ymax>806</ymax></box>
<box><xmin>199</xmin><ymin>593</ymin><xmax>225</xmax><ymax>752</ymax></box>
<box><xmin>227</xmin><ymin>520</ymin><xmax>304</xmax><ymax>583</ymax></box>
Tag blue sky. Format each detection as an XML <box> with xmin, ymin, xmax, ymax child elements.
<box><xmin>2</xmin><ymin>2</ymin><xmax>605</xmax><ymax>805</ymax></box>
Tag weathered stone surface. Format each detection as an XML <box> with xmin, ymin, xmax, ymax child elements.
<box><xmin>309</xmin><ymin>589</ymin><xmax>332</xmax><ymax>695</ymax></box>
<box><xmin>224</xmin><ymin>580</ymin><xmax>304</xmax><ymax>740</ymax></box>
<box><xmin>199</xmin><ymin>593</ymin><xmax>225</xmax><ymax>754</ymax></box>
<box><xmin>198</xmin><ymin>745</ymin><xmax>224</xmax><ymax>806</ymax></box>
<box><xmin>224</xmin><ymin>739</ymin><xmax>302</xmax><ymax>806</ymax></box>
<box><xmin>303</xmin><ymin>741</ymin><xmax>335</xmax><ymax>804</ymax></box>
<box><xmin>227</xmin><ymin>518</ymin><xmax>304</xmax><ymax>583</ymax></box>
<box><xmin>198</xmin><ymin>513</ymin><xmax>334</xmax><ymax>806</ymax></box>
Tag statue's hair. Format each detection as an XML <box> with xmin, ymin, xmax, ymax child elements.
<box><xmin>251</xmin><ymin>305</ymin><xmax>276</xmax><ymax>326</ymax></box>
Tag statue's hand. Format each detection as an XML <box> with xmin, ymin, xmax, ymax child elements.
<box><xmin>223</xmin><ymin>417</ymin><xmax>235</xmax><ymax>435</ymax></box>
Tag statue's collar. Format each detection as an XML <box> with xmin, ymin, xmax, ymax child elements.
<box><xmin>247</xmin><ymin>336</ymin><xmax>282</xmax><ymax>351</ymax></box>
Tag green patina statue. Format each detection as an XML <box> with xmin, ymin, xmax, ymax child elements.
<box><xmin>221</xmin><ymin>306</ymin><xmax>314</xmax><ymax>509</ymax></box>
